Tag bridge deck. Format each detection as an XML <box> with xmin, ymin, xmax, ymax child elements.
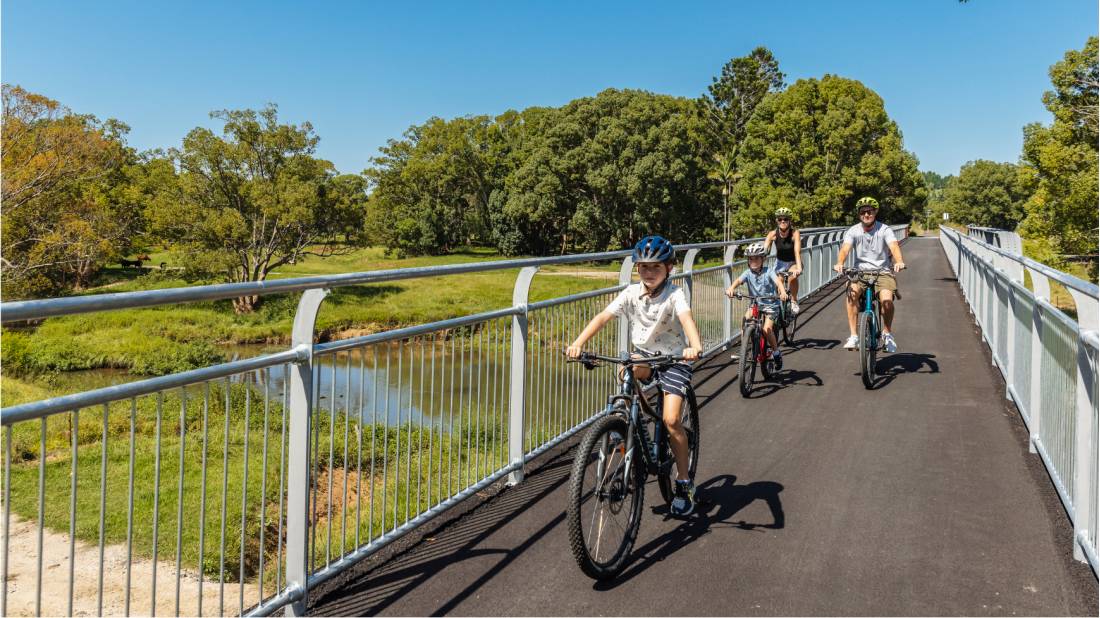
<box><xmin>309</xmin><ymin>237</ymin><xmax>1096</xmax><ymax>616</ymax></box>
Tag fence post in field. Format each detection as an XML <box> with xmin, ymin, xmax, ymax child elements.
<box><xmin>285</xmin><ymin>288</ymin><xmax>328</xmax><ymax>616</ymax></box>
<box><xmin>508</xmin><ymin>267</ymin><xmax>538</xmax><ymax>485</ymax></box>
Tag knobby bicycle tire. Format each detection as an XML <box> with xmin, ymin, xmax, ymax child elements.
<box><xmin>656</xmin><ymin>386</ymin><xmax>701</xmax><ymax>505</ymax></box>
<box><xmin>567</xmin><ymin>414</ymin><xmax>645</xmax><ymax>580</ymax></box>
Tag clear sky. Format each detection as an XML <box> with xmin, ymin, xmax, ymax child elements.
<box><xmin>3</xmin><ymin>0</ymin><xmax>1096</xmax><ymax>176</ymax></box>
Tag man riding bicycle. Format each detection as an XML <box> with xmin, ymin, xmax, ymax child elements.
<box><xmin>833</xmin><ymin>197</ymin><xmax>906</xmax><ymax>353</ymax></box>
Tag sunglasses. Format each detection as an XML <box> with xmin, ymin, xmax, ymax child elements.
<box><xmin>776</xmin><ymin>217</ymin><xmax>790</xmax><ymax>222</ymax></box>
<box><xmin>858</xmin><ymin>209</ymin><xmax>876</xmax><ymax>215</ymax></box>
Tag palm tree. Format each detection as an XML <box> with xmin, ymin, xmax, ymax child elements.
<box><xmin>707</xmin><ymin>152</ymin><xmax>741</xmax><ymax>242</ymax></box>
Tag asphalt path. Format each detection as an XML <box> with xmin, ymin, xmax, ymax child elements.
<box><xmin>310</xmin><ymin>236</ymin><xmax>1097</xmax><ymax>616</ymax></box>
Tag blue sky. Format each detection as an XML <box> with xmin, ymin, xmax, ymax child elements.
<box><xmin>3</xmin><ymin>0</ymin><xmax>1096</xmax><ymax>176</ymax></box>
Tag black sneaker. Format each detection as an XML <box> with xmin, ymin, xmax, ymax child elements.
<box><xmin>773</xmin><ymin>352</ymin><xmax>783</xmax><ymax>370</ymax></box>
<box><xmin>670</xmin><ymin>479</ymin><xmax>695</xmax><ymax>516</ymax></box>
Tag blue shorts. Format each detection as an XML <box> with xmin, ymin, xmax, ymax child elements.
<box><xmin>774</xmin><ymin>259</ymin><xmax>795</xmax><ymax>273</ymax></box>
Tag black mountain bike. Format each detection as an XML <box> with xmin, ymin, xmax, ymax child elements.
<box><xmin>776</xmin><ymin>272</ymin><xmax>798</xmax><ymax>345</ymax></box>
<box><xmin>565</xmin><ymin>352</ymin><xmax>700</xmax><ymax>580</ymax></box>
<box><xmin>734</xmin><ymin>292</ymin><xmax>782</xmax><ymax>397</ymax></box>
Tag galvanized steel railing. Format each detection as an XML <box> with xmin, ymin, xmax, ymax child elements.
<box><xmin>939</xmin><ymin>226</ymin><xmax>1098</xmax><ymax>575</ymax></box>
<box><xmin>0</xmin><ymin>224</ymin><xmax>907</xmax><ymax>616</ymax></box>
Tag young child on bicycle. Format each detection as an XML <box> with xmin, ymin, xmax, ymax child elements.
<box><xmin>566</xmin><ymin>234</ymin><xmax>705</xmax><ymax>516</ymax></box>
<box><xmin>724</xmin><ymin>242</ymin><xmax>789</xmax><ymax>368</ymax></box>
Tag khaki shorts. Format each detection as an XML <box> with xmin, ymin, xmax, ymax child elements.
<box><xmin>851</xmin><ymin>273</ymin><xmax>898</xmax><ymax>296</ymax></box>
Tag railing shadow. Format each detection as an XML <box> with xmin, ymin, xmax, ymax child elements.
<box><xmin>592</xmin><ymin>474</ymin><xmax>784</xmax><ymax>590</ymax></box>
<box><xmin>308</xmin><ymin>454</ymin><xmax>575</xmax><ymax>616</ymax></box>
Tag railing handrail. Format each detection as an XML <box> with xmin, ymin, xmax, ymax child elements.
<box><xmin>945</xmin><ymin>226</ymin><xmax>1098</xmax><ymax>300</ymax></box>
<box><xmin>0</xmin><ymin>227</ymin><xmax>850</xmax><ymax>324</ymax></box>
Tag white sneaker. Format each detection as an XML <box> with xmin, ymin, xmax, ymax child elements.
<box><xmin>844</xmin><ymin>335</ymin><xmax>859</xmax><ymax>350</ymax></box>
<box><xmin>883</xmin><ymin>333</ymin><xmax>897</xmax><ymax>353</ymax></box>
<box><xmin>790</xmin><ymin>301</ymin><xmax>800</xmax><ymax>314</ymax></box>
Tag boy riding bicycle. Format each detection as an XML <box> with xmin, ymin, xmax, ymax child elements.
<box><xmin>725</xmin><ymin>242</ymin><xmax>789</xmax><ymax>368</ymax></box>
<box><xmin>566</xmin><ymin>235</ymin><xmax>705</xmax><ymax>516</ymax></box>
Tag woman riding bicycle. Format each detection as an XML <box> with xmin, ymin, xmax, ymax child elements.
<box><xmin>763</xmin><ymin>207</ymin><xmax>803</xmax><ymax>314</ymax></box>
<box><xmin>833</xmin><ymin>197</ymin><xmax>907</xmax><ymax>352</ymax></box>
<box><xmin>725</xmin><ymin>242</ymin><xmax>789</xmax><ymax>368</ymax></box>
<box><xmin>566</xmin><ymin>235</ymin><xmax>705</xmax><ymax>516</ymax></box>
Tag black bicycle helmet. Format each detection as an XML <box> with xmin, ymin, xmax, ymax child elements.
<box><xmin>632</xmin><ymin>235</ymin><xmax>675</xmax><ymax>263</ymax></box>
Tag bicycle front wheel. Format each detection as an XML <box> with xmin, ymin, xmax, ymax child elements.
<box><xmin>782</xmin><ymin>304</ymin><xmax>798</xmax><ymax>346</ymax></box>
<box><xmin>859</xmin><ymin>312</ymin><xmax>877</xmax><ymax>389</ymax></box>
<box><xmin>567</xmin><ymin>414</ymin><xmax>645</xmax><ymax>580</ymax></box>
<box><xmin>739</xmin><ymin>325</ymin><xmax>757</xmax><ymax>397</ymax></box>
<box><xmin>657</xmin><ymin>386</ymin><xmax>701</xmax><ymax>504</ymax></box>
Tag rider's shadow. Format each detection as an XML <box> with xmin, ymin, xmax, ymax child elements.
<box><xmin>593</xmin><ymin>475</ymin><xmax>784</xmax><ymax>590</ymax></box>
<box><xmin>868</xmin><ymin>353</ymin><xmax>939</xmax><ymax>389</ymax></box>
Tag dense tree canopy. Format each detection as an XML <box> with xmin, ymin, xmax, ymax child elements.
<box><xmin>1018</xmin><ymin>37</ymin><xmax>1098</xmax><ymax>258</ymax></box>
<box><xmin>730</xmin><ymin>75</ymin><xmax>926</xmax><ymax>234</ymax></box>
<box><xmin>939</xmin><ymin>160</ymin><xmax>1036</xmax><ymax>230</ymax></box>
<box><xmin>1</xmin><ymin>85</ymin><xmax>137</xmax><ymax>297</ymax></box>
<box><xmin>152</xmin><ymin>105</ymin><xmax>366</xmax><ymax>311</ymax></box>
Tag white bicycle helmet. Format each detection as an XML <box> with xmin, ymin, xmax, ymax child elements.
<box><xmin>743</xmin><ymin>242</ymin><xmax>767</xmax><ymax>257</ymax></box>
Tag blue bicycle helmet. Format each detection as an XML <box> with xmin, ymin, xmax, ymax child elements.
<box><xmin>632</xmin><ymin>235</ymin><xmax>675</xmax><ymax>263</ymax></box>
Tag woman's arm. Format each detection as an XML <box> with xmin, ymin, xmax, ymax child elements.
<box><xmin>762</xmin><ymin>230</ymin><xmax>776</xmax><ymax>253</ymax></box>
<box><xmin>792</xmin><ymin>230</ymin><xmax>803</xmax><ymax>273</ymax></box>
<box><xmin>566</xmin><ymin>311</ymin><xmax>615</xmax><ymax>357</ymax></box>
<box><xmin>677</xmin><ymin>311</ymin><xmax>704</xmax><ymax>360</ymax></box>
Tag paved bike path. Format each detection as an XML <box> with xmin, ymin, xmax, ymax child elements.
<box><xmin>310</xmin><ymin>236</ymin><xmax>1096</xmax><ymax>616</ymax></box>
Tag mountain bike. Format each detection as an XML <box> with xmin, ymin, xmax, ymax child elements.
<box><xmin>734</xmin><ymin>292</ymin><xmax>781</xmax><ymax>397</ymax></box>
<box><xmin>843</xmin><ymin>268</ymin><xmax>893</xmax><ymax>389</ymax></box>
<box><xmin>564</xmin><ymin>352</ymin><xmax>700</xmax><ymax>580</ymax></box>
<box><xmin>776</xmin><ymin>272</ymin><xmax>798</xmax><ymax>345</ymax></box>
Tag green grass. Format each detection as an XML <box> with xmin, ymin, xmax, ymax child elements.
<box><xmin>3</xmin><ymin>246</ymin><xmax>622</xmax><ymax>377</ymax></box>
<box><xmin>2</xmin><ymin>374</ymin><xmax>509</xmax><ymax>587</ymax></box>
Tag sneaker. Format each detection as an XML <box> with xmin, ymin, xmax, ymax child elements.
<box><xmin>790</xmin><ymin>301</ymin><xmax>800</xmax><ymax>314</ymax></box>
<box><xmin>844</xmin><ymin>335</ymin><xmax>859</xmax><ymax>350</ymax></box>
<box><xmin>883</xmin><ymin>333</ymin><xmax>897</xmax><ymax>353</ymax></box>
<box><xmin>772</xmin><ymin>351</ymin><xmax>783</xmax><ymax>370</ymax></box>
<box><xmin>670</xmin><ymin>479</ymin><xmax>695</xmax><ymax>516</ymax></box>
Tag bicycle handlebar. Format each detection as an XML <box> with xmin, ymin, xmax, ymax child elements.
<box><xmin>733</xmin><ymin>292</ymin><xmax>781</xmax><ymax>301</ymax></box>
<box><xmin>564</xmin><ymin>351</ymin><xmax>686</xmax><ymax>370</ymax></box>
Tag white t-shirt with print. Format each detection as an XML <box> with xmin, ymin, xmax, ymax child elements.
<box><xmin>604</xmin><ymin>283</ymin><xmax>691</xmax><ymax>355</ymax></box>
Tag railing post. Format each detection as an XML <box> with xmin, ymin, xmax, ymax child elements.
<box><xmin>1073</xmin><ymin>330</ymin><xmax>1098</xmax><ymax>564</ymax></box>
<box><xmin>618</xmin><ymin>257</ymin><xmax>634</xmax><ymax>355</ymax></box>
<box><xmin>1026</xmin><ymin>266</ymin><xmax>1050</xmax><ymax>455</ymax></box>
<box><xmin>285</xmin><ymin>288</ymin><xmax>328</xmax><ymax>616</ymax></box>
<box><xmin>722</xmin><ymin>245</ymin><xmax>736</xmax><ymax>346</ymax></box>
<box><xmin>682</xmin><ymin>248</ymin><xmax>700</xmax><ymax>304</ymax></box>
<box><xmin>508</xmin><ymin>267</ymin><xmax>539</xmax><ymax>485</ymax></box>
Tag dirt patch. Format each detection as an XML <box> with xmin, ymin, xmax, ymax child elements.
<box><xmin>3</xmin><ymin>515</ymin><xmax>261</xmax><ymax>617</ymax></box>
<box><xmin>310</xmin><ymin>467</ymin><xmax>370</xmax><ymax>530</ymax></box>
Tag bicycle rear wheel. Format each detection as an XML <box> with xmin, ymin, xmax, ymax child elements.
<box><xmin>657</xmin><ymin>386</ymin><xmax>701</xmax><ymax>505</ymax></box>
<box><xmin>567</xmin><ymin>414</ymin><xmax>645</xmax><ymax>580</ymax></box>
<box><xmin>859</xmin><ymin>312</ymin><xmax>877</xmax><ymax>389</ymax></box>
<box><xmin>739</xmin><ymin>325</ymin><xmax>757</xmax><ymax>397</ymax></box>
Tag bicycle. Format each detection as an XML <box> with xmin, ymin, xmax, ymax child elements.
<box><xmin>843</xmin><ymin>268</ymin><xmax>893</xmax><ymax>389</ymax></box>
<box><xmin>564</xmin><ymin>352</ymin><xmax>700</xmax><ymax>580</ymax></box>
<box><xmin>775</xmin><ymin>272</ymin><xmax>798</xmax><ymax>345</ymax></box>
<box><xmin>733</xmin><ymin>292</ymin><xmax>782</xmax><ymax>397</ymax></box>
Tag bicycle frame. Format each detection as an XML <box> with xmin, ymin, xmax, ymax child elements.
<box><xmin>595</xmin><ymin>362</ymin><xmax>671</xmax><ymax>487</ymax></box>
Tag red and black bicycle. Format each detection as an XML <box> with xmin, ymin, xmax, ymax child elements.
<box><xmin>735</xmin><ymin>292</ymin><xmax>782</xmax><ymax>397</ymax></box>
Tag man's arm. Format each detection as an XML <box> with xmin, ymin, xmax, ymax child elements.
<box><xmin>834</xmin><ymin>243</ymin><xmax>852</xmax><ymax>273</ymax></box>
<box><xmin>888</xmin><ymin>241</ymin><xmax>906</xmax><ymax>273</ymax></box>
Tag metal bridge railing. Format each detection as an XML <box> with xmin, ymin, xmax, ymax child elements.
<box><xmin>939</xmin><ymin>226</ymin><xmax>1098</xmax><ymax>575</ymax></box>
<box><xmin>1</xmin><ymin>224</ymin><xmax>907</xmax><ymax>616</ymax></box>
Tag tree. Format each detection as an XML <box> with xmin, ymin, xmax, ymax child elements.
<box><xmin>730</xmin><ymin>75</ymin><xmax>927</xmax><ymax>235</ymax></box>
<box><xmin>939</xmin><ymin>160</ymin><xmax>1035</xmax><ymax>229</ymax></box>
<box><xmin>699</xmin><ymin>47</ymin><xmax>786</xmax><ymax>155</ymax></box>
<box><xmin>1</xmin><ymin>85</ymin><xmax>133</xmax><ymax>297</ymax></box>
<box><xmin>152</xmin><ymin>105</ymin><xmax>365</xmax><ymax>312</ymax></box>
<box><xmin>706</xmin><ymin>153</ymin><xmax>739</xmax><ymax>242</ymax></box>
<box><xmin>1018</xmin><ymin>37</ymin><xmax>1098</xmax><ymax>259</ymax></box>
